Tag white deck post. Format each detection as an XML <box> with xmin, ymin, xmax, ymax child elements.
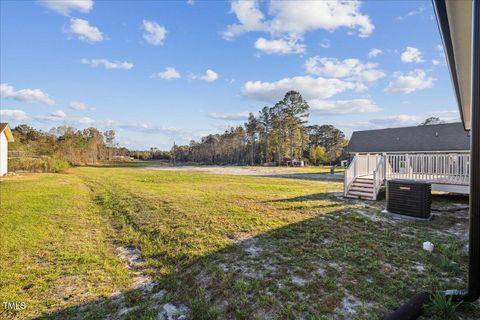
<box><xmin>382</xmin><ymin>153</ymin><xmax>387</xmax><ymax>183</ymax></box>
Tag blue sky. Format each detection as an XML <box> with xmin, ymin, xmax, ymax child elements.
<box><xmin>0</xmin><ymin>0</ymin><xmax>459</xmax><ymax>149</ymax></box>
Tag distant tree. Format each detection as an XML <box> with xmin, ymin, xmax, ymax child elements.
<box><xmin>203</xmin><ymin>134</ymin><xmax>219</xmax><ymax>164</ymax></box>
<box><xmin>308</xmin><ymin>124</ymin><xmax>345</xmax><ymax>163</ymax></box>
<box><xmin>420</xmin><ymin>117</ymin><xmax>445</xmax><ymax>126</ymax></box>
<box><xmin>281</xmin><ymin>91</ymin><xmax>310</xmax><ymax>161</ymax></box>
<box><xmin>104</xmin><ymin>129</ymin><xmax>116</xmax><ymax>160</ymax></box>
<box><xmin>12</xmin><ymin>124</ymin><xmax>41</xmax><ymax>144</ymax></box>
<box><xmin>309</xmin><ymin>146</ymin><xmax>327</xmax><ymax>165</ymax></box>
<box><xmin>257</xmin><ymin>106</ymin><xmax>271</xmax><ymax>164</ymax></box>
<box><xmin>245</xmin><ymin>112</ymin><xmax>260</xmax><ymax>165</ymax></box>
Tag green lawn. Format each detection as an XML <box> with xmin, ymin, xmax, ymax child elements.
<box><xmin>0</xmin><ymin>167</ymin><xmax>477</xmax><ymax>319</ymax></box>
<box><xmin>0</xmin><ymin>174</ymin><xmax>130</xmax><ymax>319</ymax></box>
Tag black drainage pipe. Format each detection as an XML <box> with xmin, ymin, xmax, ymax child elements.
<box><xmin>382</xmin><ymin>292</ymin><xmax>430</xmax><ymax>320</ymax></box>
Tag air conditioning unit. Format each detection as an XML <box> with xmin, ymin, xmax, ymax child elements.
<box><xmin>386</xmin><ymin>180</ymin><xmax>432</xmax><ymax>219</ymax></box>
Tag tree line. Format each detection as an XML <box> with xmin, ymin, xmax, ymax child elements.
<box><xmin>172</xmin><ymin>91</ymin><xmax>348</xmax><ymax>165</ymax></box>
<box><xmin>8</xmin><ymin>91</ymin><xmax>348</xmax><ymax>171</ymax></box>
<box><xmin>9</xmin><ymin>125</ymin><xmax>126</xmax><ymax>172</ymax></box>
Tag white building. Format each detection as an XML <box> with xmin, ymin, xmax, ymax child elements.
<box><xmin>0</xmin><ymin>123</ymin><xmax>14</xmax><ymax>176</ymax></box>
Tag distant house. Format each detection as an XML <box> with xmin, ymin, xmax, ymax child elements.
<box><xmin>343</xmin><ymin>122</ymin><xmax>470</xmax><ymax>199</ymax></box>
<box><xmin>0</xmin><ymin>123</ymin><xmax>14</xmax><ymax>176</ymax></box>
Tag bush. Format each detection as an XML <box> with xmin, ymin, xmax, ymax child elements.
<box><xmin>425</xmin><ymin>292</ymin><xmax>462</xmax><ymax>319</ymax></box>
<box><xmin>48</xmin><ymin>158</ymin><xmax>70</xmax><ymax>173</ymax></box>
<box><xmin>9</xmin><ymin>156</ymin><xmax>70</xmax><ymax>173</ymax></box>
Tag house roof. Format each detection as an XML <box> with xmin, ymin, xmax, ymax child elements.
<box><xmin>345</xmin><ymin>122</ymin><xmax>470</xmax><ymax>154</ymax></box>
<box><xmin>433</xmin><ymin>0</ymin><xmax>472</xmax><ymax>130</ymax></box>
<box><xmin>0</xmin><ymin>123</ymin><xmax>14</xmax><ymax>142</ymax></box>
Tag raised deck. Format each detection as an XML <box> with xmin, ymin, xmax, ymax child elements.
<box><xmin>344</xmin><ymin>153</ymin><xmax>470</xmax><ymax>200</ymax></box>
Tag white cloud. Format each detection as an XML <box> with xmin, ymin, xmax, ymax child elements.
<box><xmin>254</xmin><ymin>37</ymin><xmax>305</xmax><ymax>55</ymax></box>
<box><xmin>68</xmin><ymin>18</ymin><xmax>103</xmax><ymax>43</ymax></box>
<box><xmin>69</xmin><ymin>101</ymin><xmax>88</xmax><ymax>110</ymax></box>
<box><xmin>224</xmin><ymin>0</ymin><xmax>374</xmax><ymax>39</ymax></box>
<box><xmin>81</xmin><ymin>58</ymin><xmax>133</xmax><ymax>70</ymax></box>
<box><xmin>39</xmin><ymin>0</ymin><xmax>93</xmax><ymax>16</ymax></box>
<box><xmin>436</xmin><ymin>44</ymin><xmax>445</xmax><ymax>56</ymax></box>
<box><xmin>309</xmin><ymin>98</ymin><xmax>381</xmax><ymax>115</ymax></box>
<box><xmin>223</xmin><ymin>0</ymin><xmax>266</xmax><ymax>39</ymax></box>
<box><xmin>0</xmin><ymin>83</ymin><xmax>55</xmax><ymax>105</ymax></box>
<box><xmin>304</xmin><ymin>57</ymin><xmax>385</xmax><ymax>82</ymax></box>
<box><xmin>401</xmin><ymin>46</ymin><xmax>424</xmax><ymax>63</ymax></box>
<box><xmin>51</xmin><ymin>110</ymin><xmax>66</xmax><ymax>118</ymax></box>
<box><xmin>396</xmin><ymin>6</ymin><xmax>425</xmax><ymax>20</ymax></box>
<box><xmin>142</xmin><ymin>20</ymin><xmax>167</xmax><ymax>46</ymax></box>
<box><xmin>385</xmin><ymin>69</ymin><xmax>434</xmax><ymax>94</ymax></box>
<box><xmin>432</xmin><ymin>59</ymin><xmax>440</xmax><ymax>65</ymax></box>
<box><xmin>34</xmin><ymin>114</ymin><xmax>97</xmax><ymax>126</ymax></box>
<box><xmin>242</xmin><ymin>76</ymin><xmax>361</xmax><ymax>102</ymax></box>
<box><xmin>320</xmin><ymin>39</ymin><xmax>331</xmax><ymax>48</ymax></box>
<box><xmin>190</xmin><ymin>69</ymin><xmax>219</xmax><ymax>82</ymax></box>
<box><xmin>369</xmin><ymin>114</ymin><xmax>420</xmax><ymax>126</ymax></box>
<box><xmin>77</xmin><ymin>116</ymin><xmax>95</xmax><ymax>125</ymax></box>
<box><xmin>201</xmin><ymin>69</ymin><xmax>219</xmax><ymax>82</ymax></box>
<box><xmin>223</xmin><ymin>0</ymin><xmax>373</xmax><ymax>55</ymax></box>
<box><xmin>425</xmin><ymin>110</ymin><xmax>460</xmax><ymax>122</ymax></box>
<box><xmin>208</xmin><ymin>111</ymin><xmax>251</xmax><ymax>121</ymax></box>
<box><xmin>115</xmin><ymin>122</ymin><xmax>189</xmax><ymax>137</ymax></box>
<box><xmin>0</xmin><ymin>109</ymin><xmax>28</xmax><ymax>121</ymax></box>
<box><xmin>368</xmin><ymin>48</ymin><xmax>382</xmax><ymax>58</ymax></box>
<box><xmin>187</xmin><ymin>0</ymin><xmax>194</xmax><ymax>5</ymax></box>
<box><xmin>270</xmin><ymin>1</ymin><xmax>374</xmax><ymax>37</ymax></box>
<box><xmin>155</xmin><ymin>67</ymin><xmax>181</xmax><ymax>80</ymax></box>
<box><xmin>339</xmin><ymin>110</ymin><xmax>460</xmax><ymax>132</ymax></box>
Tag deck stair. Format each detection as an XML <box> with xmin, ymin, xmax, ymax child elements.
<box><xmin>344</xmin><ymin>152</ymin><xmax>470</xmax><ymax>200</ymax></box>
<box><xmin>346</xmin><ymin>177</ymin><xmax>375</xmax><ymax>200</ymax></box>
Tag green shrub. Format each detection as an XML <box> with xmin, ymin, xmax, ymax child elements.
<box><xmin>425</xmin><ymin>292</ymin><xmax>462</xmax><ymax>319</ymax></box>
<box><xmin>48</xmin><ymin>158</ymin><xmax>70</xmax><ymax>173</ymax></box>
<box><xmin>9</xmin><ymin>156</ymin><xmax>70</xmax><ymax>173</ymax></box>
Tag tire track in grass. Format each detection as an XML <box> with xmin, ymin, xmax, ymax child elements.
<box><xmin>79</xmin><ymin>173</ymin><xmax>190</xmax><ymax>320</ymax></box>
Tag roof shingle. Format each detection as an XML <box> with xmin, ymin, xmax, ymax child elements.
<box><xmin>346</xmin><ymin>122</ymin><xmax>470</xmax><ymax>153</ymax></box>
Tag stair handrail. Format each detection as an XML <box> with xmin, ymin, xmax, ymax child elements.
<box><xmin>372</xmin><ymin>156</ymin><xmax>386</xmax><ymax>200</ymax></box>
<box><xmin>344</xmin><ymin>156</ymin><xmax>358</xmax><ymax>196</ymax></box>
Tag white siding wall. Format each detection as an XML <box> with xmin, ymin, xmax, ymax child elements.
<box><xmin>0</xmin><ymin>132</ymin><xmax>8</xmax><ymax>176</ymax></box>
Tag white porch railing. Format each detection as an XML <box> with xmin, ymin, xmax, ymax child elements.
<box><xmin>344</xmin><ymin>152</ymin><xmax>470</xmax><ymax>199</ymax></box>
<box><xmin>344</xmin><ymin>154</ymin><xmax>382</xmax><ymax>197</ymax></box>
<box><xmin>344</xmin><ymin>156</ymin><xmax>356</xmax><ymax>196</ymax></box>
<box><xmin>385</xmin><ymin>153</ymin><xmax>470</xmax><ymax>185</ymax></box>
<box><xmin>372</xmin><ymin>156</ymin><xmax>385</xmax><ymax>199</ymax></box>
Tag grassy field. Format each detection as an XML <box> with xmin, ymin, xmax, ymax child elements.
<box><xmin>0</xmin><ymin>166</ymin><xmax>477</xmax><ymax>319</ymax></box>
<box><xmin>0</xmin><ymin>174</ymin><xmax>130</xmax><ymax>319</ymax></box>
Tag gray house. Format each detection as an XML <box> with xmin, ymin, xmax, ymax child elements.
<box><xmin>346</xmin><ymin>122</ymin><xmax>470</xmax><ymax>155</ymax></box>
<box><xmin>343</xmin><ymin>122</ymin><xmax>470</xmax><ymax>199</ymax></box>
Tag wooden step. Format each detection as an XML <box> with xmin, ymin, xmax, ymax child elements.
<box><xmin>351</xmin><ymin>182</ymin><xmax>373</xmax><ymax>188</ymax></box>
<box><xmin>355</xmin><ymin>178</ymin><xmax>374</xmax><ymax>183</ymax></box>
<box><xmin>350</xmin><ymin>186</ymin><xmax>374</xmax><ymax>192</ymax></box>
<box><xmin>345</xmin><ymin>194</ymin><xmax>374</xmax><ymax>200</ymax></box>
<box><xmin>347</xmin><ymin>190</ymin><xmax>374</xmax><ymax>198</ymax></box>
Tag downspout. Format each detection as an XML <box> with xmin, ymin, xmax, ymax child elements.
<box><xmin>460</xmin><ymin>0</ymin><xmax>480</xmax><ymax>302</ymax></box>
<box><xmin>384</xmin><ymin>0</ymin><xmax>480</xmax><ymax>318</ymax></box>
<box><xmin>435</xmin><ymin>0</ymin><xmax>480</xmax><ymax>303</ymax></box>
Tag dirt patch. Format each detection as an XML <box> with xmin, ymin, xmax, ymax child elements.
<box><xmin>143</xmin><ymin>165</ymin><xmax>344</xmax><ymax>181</ymax></box>
<box><xmin>116</xmin><ymin>246</ymin><xmax>156</xmax><ymax>293</ymax></box>
<box><xmin>335</xmin><ymin>294</ymin><xmax>364</xmax><ymax>319</ymax></box>
<box><xmin>242</xmin><ymin>238</ymin><xmax>262</xmax><ymax>257</ymax></box>
<box><xmin>107</xmin><ymin>246</ymin><xmax>190</xmax><ymax>320</ymax></box>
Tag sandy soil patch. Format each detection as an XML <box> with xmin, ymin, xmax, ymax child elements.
<box><xmin>143</xmin><ymin>165</ymin><xmax>344</xmax><ymax>180</ymax></box>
